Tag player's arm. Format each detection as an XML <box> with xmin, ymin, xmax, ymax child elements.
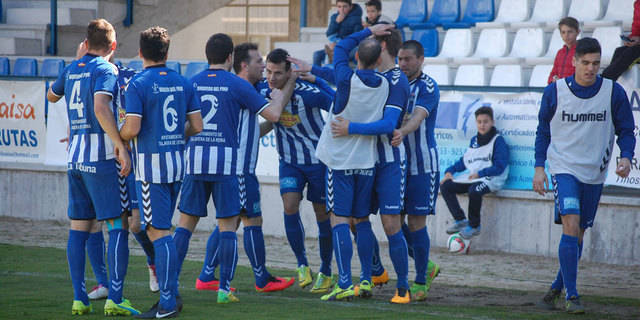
<box><xmin>95</xmin><ymin>93</ymin><xmax>130</xmax><ymax>176</ymax></box>
<box><xmin>477</xmin><ymin>136</ymin><xmax>510</xmax><ymax>178</ymax></box>
<box><xmin>391</xmin><ymin>108</ymin><xmax>427</xmax><ymax>147</ymax></box>
<box><xmin>441</xmin><ymin>155</ymin><xmax>466</xmax><ymax>184</ymax></box>
<box><xmin>120</xmin><ymin>81</ymin><xmax>143</xmax><ymax>141</ymax></box>
<box><xmin>47</xmin><ymin>66</ymin><xmax>68</xmax><ymax>102</ymax></box>
<box><xmin>184</xmin><ymin>81</ymin><xmax>203</xmax><ymax>138</ymax></box>
<box><xmin>331</xmin><ymin>105</ymin><xmax>402</xmax><ymax>137</ymax></box>
<box><xmin>611</xmin><ymin>83</ymin><xmax>636</xmax><ymax>177</ymax></box>
<box><xmin>533</xmin><ymin>84</ymin><xmax>557</xmax><ymax>195</ymax></box>
<box><xmin>260</xmin><ymin>73</ymin><xmax>297</xmax><ymax>122</ymax></box>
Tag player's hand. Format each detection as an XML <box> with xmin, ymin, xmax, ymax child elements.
<box><xmin>299</xmin><ymin>72</ymin><xmax>316</xmax><ymax>83</ymax></box>
<box><xmin>331</xmin><ymin>116</ymin><xmax>350</xmax><ymax>137</ymax></box>
<box><xmin>532</xmin><ymin>167</ymin><xmax>549</xmax><ymax>196</ymax></box>
<box><xmin>270</xmin><ymin>87</ymin><xmax>284</xmax><ymax>101</ymax></box>
<box><xmin>368</xmin><ymin>24</ymin><xmax>394</xmax><ymax>36</ymax></box>
<box><xmin>391</xmin><ymin>129</ymin><xmax>404</xmax><ymax>147</ymax></box>
<box><xmin>287</xmin><ymin>56</ymin><xmax>312</xmax><ymax>73</ymax></box>
<box><xmin>615</xmin><ymin>157</ymin><xmax>632</xmax><ymax>178</ymax></box>
<box><xmin>114</xmin><ymin>144</ymin><xmax>131</xmax><ymax>176</ymax></box>
<box><xmin>468</xmin><ymin>172</ymin><xmax>479</xmax><ymax>180</ymax></box>
<box><xmin>59</xmin><ymin>137</ymin><xmax>69</xmax><ymax>151</ymax></box>
<box><xmin>440</xmin><ymin>172</ymin><xmax>453</xmax><ymax>185</ymax></box>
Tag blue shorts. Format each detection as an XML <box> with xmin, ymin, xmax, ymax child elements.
<box><xmin>552</xmin><ymin>174</ymin><xmax>603</xmax><ymax>229</ymax></box>
<box><xmin>178</xmin><ymin>174</ymin><xmax>242</xmax><ymax>219</ymax></box>
<box><xmin>67</xmin><ymin>160</ymin><xmax>121</xmax><ymax>221</ymax></box>
<box><xmin>403</xmin><ymin>171</ymin><xmax>439</xmax><ymax>215</ymax></box>
<box><xmin>137</xmin><ymin>180</ymin><xmax>181</xmax><ymax>230</ymax></box>
<box><xmin>326</xmin><ymin>168</ymin><xmax>375</xmax><ymax>218</ymax></box>
<box><xmin>372</xmin><ymin>161</ymin><xmax>406</xmax><ymax>215</ymax></box>
<box><xmin>242</xmin><ymin>174</ymin><xmax>262</xmax><ymax>218</ymax></box>
<box><xmin>119</xmin><ymin>171</ymin><xmax>138</xmax><ymax>214</ymax></box>
<box><xmin>279</xmin><ymin>161</ymin><xmax>326</xmax><ymax>204</ymax></box>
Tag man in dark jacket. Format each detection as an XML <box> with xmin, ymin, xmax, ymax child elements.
<box><xmin>313</xmin><ymin>0</ymin><xmax>363</xmax><ymax>66</ymax></box>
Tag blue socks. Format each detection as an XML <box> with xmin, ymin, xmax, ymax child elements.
<box><xmin>107</xmin><ymin>229</ymin><xmax>129</xmax><ymax>304</ymax></box>
<box><xmin>410</xmin><ymin>227</ymin><xmax>430</xmax><ymax>284</ymax></box>
<box><xmin>133</xmin><ymin>230</ymin><xmax>155</xmax><ymax>266</ymax></box>
<box><xmin>333</xmin><ymin>223</ymin><xmax>352</xmax><ymax>289</ymax></box>
<box><xmin>552</xmin><ymin>239</ymin><xmax>583</xmax><ymax>292</ymax></box>
<box><xmin>355</xmin><ymin>221</ymin><xmax>374</xmax><ymax>283</ymax></box>
<box><xmin>199</xmin><ymin>227</ymin><xmax>220</xmax><ymax>282</ymax></box>
<box><xmin>173</xmin><ymin>227</ymin><xmax>192</xmax><ymax>279</ymax></box>
<box><xmin>219</xmin><ymin>231</ymin><xmax>238</xmax><ymax>293</ymax></box>
<box><xmin>243</xmin><ymin>226</ymin><xmax>270</xmax><ymax>288</ymax></box>
<box><xmin>371</xmin><ymin>233</ymin><xmax>385</xmax><ymax>277</ymax></box>
<box><xmin>402</xmin><ymin>223</ymin><xmax>415</xmax><ymax>259</ymax></box>
<box><xmin>284</xmin><ymin>212</ymin><xmax>308</xmax><ymax>267</ymax></box>
<box><xmin>68</xmin><ymin>230</ymin><xmax>90</xmax><ymax>305</ymax></box>
<box><xmin>387</xmin><ymin>231</ymin><xmax>409</xmax><ymax>290</ymax></box>
<box><xmin>558</xmin><ymin>234</ymin><xmax>579</xmax><ymax>299</ymax></box>
<box><xmin>317</xmin><ymin>219</ymin><xmax>333</xmax><ymax>276</ymax></box>
<box><xmin>154</xmin><ymin>235</ymin><xmax>178</xmax><ymax>311</ymax></box>
<box><xmin>87</xmin><ymin>231</ymin><xmax>109</xmax><ymax>287</ymax></box>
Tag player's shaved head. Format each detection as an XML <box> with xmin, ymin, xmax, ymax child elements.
<box><xmin>139</xmin><ymin>26</ymin><xmax>170</xmax><ymax>63</ymax></box>
<box><xmin>357</xmin><ymin>38</ymin><xmax>382</xmax><ymax>69</ymax></box>
<box><xmin>233</xmin><ymin>42</ymin><xmax>258</xmax><ymax>74</ymax></box>
<box><xmin>374</xmin><ymin>28</ymin><xmax>402</xmax><ymax>57</ymax></box>
<box><xmin>206</xmin><ymin>33</ymin><xmax>234</xmax><ymax>65</ymax></box>
<box><xmin>86</xmin><ymin>19</ymin><xmax>115</xmax><ymax>52</ymax></box>
<box><xmin>266</xmin><ymin>48</ymin><xmax>291</xmax><ymax>71</ymax></box>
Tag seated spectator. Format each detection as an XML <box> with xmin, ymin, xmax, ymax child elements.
<box><xmin>603</xmin><ymin>0</ymin><xmax>640</xmax><ymax>81</ymax></box>
<box><xmin>313</xmin><ymin>0</ymin><xmax>363</xmax><ymax>66</ymax></box>
<box><xmin>362</xmin><ymin>0</ymin><xmax>394</xmax><ymax>28</ymax></box>
<box><xmin>441</xmin><ymin>106</ymin><xmax>510</xmax><ymax>240</ymax></box>
<box><xmin>548</xmin><ymin>17</ymin><xmax>580</xmax><ymax>84</ymax></box>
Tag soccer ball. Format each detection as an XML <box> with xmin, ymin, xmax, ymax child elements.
<box><xmin>447</xmin><ymin>233</ymin><xmax>470</xmax><ymax>254</ymax></box>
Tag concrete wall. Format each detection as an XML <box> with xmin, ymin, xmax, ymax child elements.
<box><xmin>2</xmin><ymin>163</ymin><xmax>638</xmax><ymax>266</ymax></box>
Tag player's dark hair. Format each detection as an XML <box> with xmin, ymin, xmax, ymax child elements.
<box><xmin>357</xmin><ymin>38</ymin><xmax>382</xmax><ymax>68</ymax></box>
<box><xmin>401</xmin><ymin>40</ymin><xmax>424</xmax><ymax>58</ymax></box>
<box><xmin>266</xmin><ymin>48</ymin><xmax>291</xmax><ymax>71</ymax></box>
<box><xmin>558</xmin><ymin>16</ymin><xmax>579</xmax><ymax>32</ymax></box>
<box><xmin>139</xmin><ymin>26</ymin><xmax>170</xmax><ymax>62</ymax></box>
<box><xmin>337</xmin><ymin>0</ymin><xmax>352</xmax><ymax>5</ymax></box>
<box><xmin>374</xmin><ymin>28</ymin><xmax>402</xmax><ymax>57</ymax></box>
<box><xmin>575</xmin><ymin>37</ymin><xmax>601</xmax><ymax>58</ymax></box>
<box><xmin>365</xmin><ymin>0</ymin><xmax>381</xmax><ymax>11</ymax></box>
<box><xmin>87</xmin><ymin>19</ymin><xmax>115</xmax><ymax>52</ymax></box>
<box><xmin>233</xmin><ymin>42</ymin><xmax>258</xmax><ymax>74</ymax></box>
<box><xmin>206</xmin><ymin>33</ymin><xmax>234</xmax><ymax>65</ymax></box>
<box><xmin>475</xmin><ymin>106</ymin><xmax>494</xmax><ymax>120</ymax></box>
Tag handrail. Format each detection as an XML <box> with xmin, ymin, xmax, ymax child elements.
<box><xmin>124</xmin><ymin>0</ymin><xmax>133</xmax><ymax>27</ymax></box>
<box><xmin>48</xmin><ymin>0</ymin><xmax>57</xmax><ymax>55</ymax></box>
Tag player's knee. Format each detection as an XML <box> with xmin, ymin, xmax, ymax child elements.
<box><xmin>242</xmin><ymin>215</ymin><xmax>262</xmax><ymax>227</ymax></box>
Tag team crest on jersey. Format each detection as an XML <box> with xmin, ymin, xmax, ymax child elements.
<box><xmin>78</xmin><ymin>63</ymin><xmax>86</xmax><ymax>67</ymax></box>
<box><xmin>279</xmin><ymin>110</ymin><xmax>300</xmax><ymax>127</ymax></box>
<box><xmin>152</xmin><ymin>82</ymin><xmax>160</xmax><ymax>94</ymax></box>
<box><xmin>159</xmin><ymin>71</ymin><xmax>167</xmax><ymax>76</ymax></box>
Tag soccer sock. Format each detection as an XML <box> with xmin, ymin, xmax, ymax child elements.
<box><xmin>68</xmin><ymin>230</ymin><xmax>90</xmax><ymax>305</ymax></box>
<box><xmin>387</xmin><ymin>230</ymin><xmax>410</xmax><ymax>290</ymax></box>
<box><xmin>154</xmin><ymin>235</ymin><xmax>177</xmax><ymax>311</ymax></box>
<box><xmin>371</xmin><ymin>233</ymin><xmax>385</xmax><ymax>277</ymax></box>
<box><xmin>558</xmin><ymin>234</ymin><xmax>579</xmax><ymax>299</ymax></box>
<box><xmin>355</xmin><ymin>221</ymin><xmax>374</xmax><ymax>283</ymax></box>
<box><xmin>199</xmin><ymin>227</ymin><xmax>220</xmax><ymax>282</ymax></box>
<box><xmin>107</xmin><ymin>229</ymin><xmax>129</xmax><ymax>304</ymax></box>
<box><xmin>551</xmin><ymin>240</ymin><xmax>584</xmax><ymax>291</ymax></box>
<box><xmin>219</xmin><ymin>231</ymin><xmax>238</xmax><ymax>293</ymax></box>
<box><xmin>284</xmin><ymin>212</ymin><xmax>308</xmax><ymax>267</ymax></box>
<box><xmin>333</xmin><ymin>223</ymin><xmax>353</xmax><ymax>289</ymax></box>
<box><xmin>317</xmin><ymin>219</ymin><xmax>333</xmax><ymax>276</ymax></box>
<box><xmin>87</xmin><ymin>231</ymin><xmax>109</xmax><ymax>287</ymax></box>
<box><xmin>243</xmin><ymin>226</ymin><xmax>270</xmax><ymax>288</ymax></box>
<box><xmin>173</xmin><ymin>227</ymin><xmax>192</xmax><ymax>279</ymax></box>
<box><xmin>133</xmin><ymin>230</ymin><xmax>155</xmax><ymax>266</ymax></box>
<box><xmin>410</xmin><ymin>227</ymin><xmax>429</xmax><ymax>284</ymax></box>
<box><xmin>402</xmin><ymin>223</ymin><xmax>415</xmax><ymax>260</ymax></box>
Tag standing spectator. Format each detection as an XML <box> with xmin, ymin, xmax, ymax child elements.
<box><xmin>313</xmin><ymin>0</ymin><xmax>363</xmax><ymax>67</ymax></box>
<box><xmin>548</xmin><ymin>17</ymin><xmax>580</xmax><ymax>84</ymax></box>
<box><xmin>363</xmin><ymin>0</ymin><xmax>394</xmax><ymax>28</ymax></box>
<box><xmin>603</xmin><ymin>0</ymin><xmax>640</xmax><ymax>80</ymax></box>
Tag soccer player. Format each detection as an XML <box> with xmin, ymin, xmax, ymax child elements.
<box><xmin>534</xmin><ymin>37</ymin><xmax>635</xmax><ymax>314</ymax></box>
<box><xmin>256</xmin><ymin>48</ymin><xmax>335</xmax><ymax>292</ymax></box>
<box><xmin>315</xmin><ymin>23</ymin><xmax>394</xmax><ymax>302</ymax></box>
<box><xmin>47</xmin><ymin>19</ymin><xmax>139</xmax><ymax>316</ymax></box>
<box><xmin>120</xmin><ymin>26</ymin><xmax>203</xmax><ymax>318</ymax></box>
<box><xmin>178</xmin><ymin>38</ymin><xmax>296</xmax><ymax>299</ymax></box>
<box><xmin>392</xmin><ymin>40</ymin><xmax>441</xmax><ymax>301</ymax></box>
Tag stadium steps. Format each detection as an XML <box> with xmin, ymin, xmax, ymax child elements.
<box><xmin>0</xmin><ymin>37</ymin><xmax>41</xmax><ymax>56</ymax></box>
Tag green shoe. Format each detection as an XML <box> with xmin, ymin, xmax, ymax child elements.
<box><xmin>426</xmin><ymin>260</ymin><xmax>440</xmax><ymax>291</ymax></box>
<box><xmin>217</xmin><ymin>290</ymin><xmax>239</xmax><ymax>304</ymax></box>
<box><xmin>310</xmin><ymin>272</ymin><xmax>333</xmax><ymax>293</ymax></box>
<box><xmin>356</xmin><ymin>280</ymin><xmax>372</xmax><ymax>298</ymax></box>
<box><xmin>104</xmin><ymin>298</ymin><xmax>140</xmax><ymax>316</ymax></box>
<box><xmin>71</xmin><ymin>300</ymin><xmax>92</xmax><ymax>315</ymax></box>
<box><xmin>566</xmin><ymin>296</ymin><xmax>585</xmax><ymax>314</ymax></box>
<box><xmin>538</xmin><ymin>288</ymin><xmax>562</xmax><ymax>310</ymax></box>
<box><xmin>410</xmin><ymin>283</ymin><xmax>428</xmax><ymax>301</ymax></box>
<box><xmin>297</xmin><ymin>265</ymin><xmax>313</xmax><ymax>288</ymax></box>
<box><xmin>321</xmin><ymin>284</ymin><xmax>355</xmax><ymax>301</ymax></box>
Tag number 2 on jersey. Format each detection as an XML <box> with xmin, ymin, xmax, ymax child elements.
<box><xmin>201</xmin><ymin>94</ymin><xmax>218</xmax><ymax>130</ymax></box>
<box><xmin>69</xmin><ymin>80</ymin><xmax>84</xmax><ymax>118</ymax></box>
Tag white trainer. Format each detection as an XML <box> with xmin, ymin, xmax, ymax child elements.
<box><xmin>88</xmin><ymin>284</ymin><xmax>108</xmax><ymax>300</ymax></box>
<box><xmin>148</xmin><ymin>265</ymin><xmax>159</xmax><ymax>293</ymax></box>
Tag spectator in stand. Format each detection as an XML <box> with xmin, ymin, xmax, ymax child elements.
<box><xmin>362</xmin><ymin>0</ymin><xmax>394</xmax><ymax>28</ymax></box>
<box><xmin>313</xmin><ymin>0</ymin><xmax>363</xmax><ymax>67</ymax></box>
<box><xmin>603</xmin><ymin>0</ymin><xmax>640</xmax><ymax>81</ymax></box>
<box><xmin>548</xmin><ymin>17</ymin><xmax>580</xmax><ymax>84</ymax></box>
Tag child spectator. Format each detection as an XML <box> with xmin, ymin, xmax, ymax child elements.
<box><xmin>313</xmin><ymin>0</ymin><xmax>363</xmax><ymax>66</ymax></box>
<box><xmin>548</xmin><ymin>17</ymin><xmax>580</xmax><ymax>84</ymax></box>
<box><xmin>363</xmin><ymin>0</ymin><xmax>394</xmax><ymax>27</ymax></box>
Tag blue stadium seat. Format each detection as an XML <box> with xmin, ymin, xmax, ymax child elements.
<box><xmin>411</xmin><ymin>29</ymin><xmax>439</xmax><ymax>57</ymax></box>
<box><xmin>166</xmin><ymin>61</ymin><xmax>181</xmax><ymax>74</ymax></box>
<box><xmin>395</xmin><ymin>0</ymin><xmax>428</xmax><ymax>28</ymax></box>
<box><xmin>0</xmin><ymin>57</ymin><xmax>9</xmax><ymax>76</ymax></box>
<box><xmin>442</xmin><ymin>0</ymin><xmax>495</xmax><ymax>29</ymax></box>
<box><xmin>40</xmin><ymin>59</ymin><xmax>65</xmax><ymax>77</ymax></box>
<box><xmin>410</xmin><ymin>0</ymin><xmax>460</xmax><ymax>29</ymax></box>
<box><xmin>127</xmin><ymin>60</ymin><xmax>143</xmax><ymax>71</ymax></box>
<box><xmin>183</xmin><ymin>62</ymin><xmax>208</xmax><ymax>79</ymax></box>
<box><xmin>12</xmin><ymin>58</ymin><xmax>37</xmax><ymax>76</ymax></box>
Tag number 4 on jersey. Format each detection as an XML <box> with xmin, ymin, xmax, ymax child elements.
<box><xmin>69</xmin><ymin>80</ymin><xmax>84</xmax><ymax>118</ymax></box>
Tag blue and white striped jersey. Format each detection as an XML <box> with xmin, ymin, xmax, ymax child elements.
<box><xmin>186</xmin><ymin>69</ymin><xmax>268</xmax><ymax>177</ymax></box>
<box><xmin>125</xmin><ymin>65</ymin><xmax>200</xmax><ymax>183</ymax></box>
<box><xmin>114</xmin><ymin>65</ymin><xmax>138</xmax><ymax>130</ymax></box>
<box><xmin>403</xmin><ymin>72</ymin><xmax>440</xmax><ymax>175</ymax></box>
<box><xmin>377</xmin><ymin>67</ymin><xmax>409</xmax><ymax>163</ymax></box>
<box><xmin>257</xmin><ymin>79</ymin><xmax>332</xmax><ymax>165</ymax></box>
<box><xmin>51</xmin><ymin>54</ymin><xmax>118</xmax><ymax>164</ymax></box>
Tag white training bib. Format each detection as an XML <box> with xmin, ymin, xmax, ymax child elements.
<box><xmin>453</xmin><ymin>134</ymin><xmax>509</xmax><ymax>191</ymax></box>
